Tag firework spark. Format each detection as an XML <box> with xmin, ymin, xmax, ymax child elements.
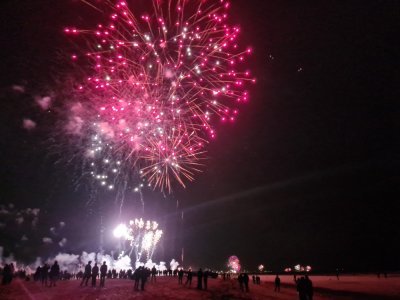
<box><xmin>114</xmin><ymin>218</ymin><xmax>163</xmax><ymax>263</ymax></box>
<box><xmin>62</xmin><ymin>0</ymin><xmax>254</xmax><ymax>192</ymax></box>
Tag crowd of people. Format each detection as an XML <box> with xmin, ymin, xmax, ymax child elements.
<box><xmin>32</xmin><ymin>261</ymin><xmax>61</xmax><ymax>287</ymax></box>
<box><xmin>73</xmin><ymin>261</ymin><xmax>217</xmax><ymax>292</ymax></box>
<box><xmin>2</xmin><ymin>261</ymin><xmax>316</xmax><ymax>299</ymax></box>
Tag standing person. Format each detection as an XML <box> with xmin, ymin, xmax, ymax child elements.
<box><xmin>274</xmin><ymin>274</ymin><xmax>281</xmax><ymax>292</ymax></box>
<box><xmin>133</xmin><ymin>267</ymin><xmax>140</xmax><ymax>291</ymax></box>
<box><xmin>178</xmin><ymin>268</ymin><xmax>184</xmax><ymax>284</ymax></box>
<box><xmin>100</xmin><ymin>262</ymin><xmax>107</xmax><ymax>288</ymax></box>
<box><xmin>49</xmin><ymin>261</ymin><xmax>60</xmax><ymax>287</ymax></box>
<box><xmin>238</xmin><ymin>273</ymin><xmax>244</xmax><ymax>291</ymax></box>
<box><xmin>140</xmin><ymin>267</ymin><xmax>148</xmax><ymax>291</ymax></box>
<box><xmin>1</xmin><ymin>264</ymin><xmax>12</xmax><ymax>285</ymax></box>
<box><xmin>243</xmin><ymin>273</ymin><xmax>250</xmax><ymax>292</ymax></box>
<box><xmin>34</xmin><ymin>266</ymin><xmax>41</xmax><ymax>282</ymax></box>
<box><xmin>197</xmin><ymin>268</ymin><xmax>203</xmax><ymax>290</ymax></box>
<box><xmin>41</xmin><ymin>263</ymin><xmax>49</xmax><ymax>287</ymax></box>
<box><xmin>184</xmin><ymin>268</ymin><xmax>193</xmax><ymax>287</ymax></box>
<box><xmin>151</xmin><ymin>266</ymin><xmax>157</xmax><ymax>283</ymax></box>
<box><xmin>80</xmin><ymin>261</ymin><xmax>92</xmax><ymax>287</ymax></box>
<box><xmin>297</xmin><ymin>276</ymin><xmax>307</xmax><ymax>300</ymax></box>
<box><xmin>305</xmin><ymin>275</ymin><xmax>313</xmax><ymax>300</ymax></box>
<box><xmin>203</xmin><ymin>269</ymin><xmax>209</xmax><ymax>290</ymax></box>
<box><xmin>9</xmin><ymin>263</ymin><xmax>15</xmax><ymax>283</ymax></box>
<box><xmin>91</xmin><ymin>263</ymin><xmax>99</xmax><ymax>287</ymax></box>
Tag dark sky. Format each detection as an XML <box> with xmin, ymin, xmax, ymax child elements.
<box><xmin>0</xmin><ymin>0</ymin><xmax>399</xmax><ymax>272</ymax></box>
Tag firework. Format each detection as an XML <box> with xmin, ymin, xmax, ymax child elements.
<box><xmin>227</xmin><ymin>255</ymin><xmax>241</xmax><ymax>273</ymax></box>
<box><xmin>61</xmin><ymin>0</ymin><xmax>253</xmax><ymax>192</ymax></box>
<box><xmin>114</xmin><ymin>218</ymin><xmax>163</xmax><ymax>263</ymax></box>
<box><xmin>113</xmin><ymin>223</ymin><xmax>129</xmax><ymax>238</ymax></box>
<box><xmin>284</xmin><ymin>267</ymin><xmax>292</xmax><ymax>273</ymax></box>
<box><xmin>294</xmin><ymin>264</ymin><xmax>312</xmax><ymax>272</ymax></box>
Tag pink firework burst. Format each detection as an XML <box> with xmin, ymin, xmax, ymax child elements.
<box><xmin>63</xmin><ymin>0</ymin><xmax>254</xmax><ymax>192</ymax></box>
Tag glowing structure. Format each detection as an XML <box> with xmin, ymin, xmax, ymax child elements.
<box><xmin>227</xmin><ymin>255</ymin><xmax>240</xmax><ymax>273</ymax></box>
<box><xmin>258</xmin><ymin>264</ymin><xmax>264</xmax><ymax>272</ymax></box>
<box><xmin>63</xmin><ymin>0</ymin><xmax>254</xmax><ymax>192</ymax></box>
<box><xmin>114</xmin><ymin>218</ymin><xmax>163</xmax><ymax>263</ymax></box>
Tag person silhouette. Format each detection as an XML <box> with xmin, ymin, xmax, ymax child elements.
<box><xmin>151</xmin><ymin>266</ymin><xmax>157</xmax><ymax>282</ymax></box>
<box><xmin>133</xmin><ymin>267</ymin><xmax>140</xmax><ymax>291</ymax></box>
<box><xmin>49</xmin><ymin>261</ymin><xmax>60</xmax><ymax>287</ymax></box>
<box><xmin>178</xmin><ymin>268</ymin><xmax>184</xmax><ymax>284</ymax></box>
<box><xmin>140</xmin><ymin>267</ymin><xmax>149</xmax><ymax>291</ymax></box>
<box><xmin>274</xmin><ymin>274</ymin><xmax>281</xmax><ymax>291</ymax></box>
<box><xmin>184</xmin><ymin>268</ymin><xmax>193</xmax><ymax>286</ymax></box>
<box><xmin>297</xmin><ymin>276</ymin><xmax>307</xmax><ymax>300</ymax></box>
<box><xmin>305</xmin><ymin>275</ymin><xmax>313</xmax><ymax>300</ymax></box>
<box><xmin>197</xmin><ymin>268</ymin><xmax>203</xmax><ymax>290</ymax></box>
<box><xmin>243</xmin><ymin>273</ymin><xmax>249</xmax><ymax>292</ymax></box>
<box><xmin>203</xmin><ymin>269</ymin><xmax>209</xmax><ymax>290</ymax></box>
<box><xmin>91</xmin><ymin>263</ymin><xmax>99</xmax><ymax>287</ymax></box>
<box><xmin>238</xmin><ymin>273</ymin><xmax>245</xmax><ymax>291</ymax></box>
<box><xmin>100</xmin><ymin>261</ymin><xmax>107</xmax><ymax>287</ymax></box>
<box><xmin>34</xmin><ymin>266</ymin><xmax>41</xmax><ymax>282</ymax></box>
<box><xmin>1</xmin><ymin>264</ymin><xmax>12</xmax><ymax>285</ymax></box>
<box><xmin>80</xmin><ymin>261</ymin><xmax>92</xmax><ymax>286</ymax></box>
<box><xmin>41</xmin><ymin>263</ymin><xmax>49</xmax><ymax>287</ymax></box>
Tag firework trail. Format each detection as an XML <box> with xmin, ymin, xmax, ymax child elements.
<box><xmin>113</xmin><ymin>218</ymin><xmax>163</xmax><ymax>263</ymax></box>
<box><xmin>62</xmin><ymin>0</ymin><xmax>254</xmax><ymax>193</ymax></box>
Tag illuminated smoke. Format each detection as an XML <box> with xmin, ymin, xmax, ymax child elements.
<box><xmin>23</xmin><ymin>118</ymin><xmax>37</xmax><ymax>130</ymax></box>
<box><xmin>42</xmin><ymin>237</ymin><xmax>53</xmax><ymax>244</ymax></box>
<box><xmin>35</xmin><ymin>96</ymin><xmax>52</xmax><ymax>110</ymax></box>
<box><xmin>12</xmin><ymin>85</ymin><xmax>25</xmax><ymax>93</ymax></box>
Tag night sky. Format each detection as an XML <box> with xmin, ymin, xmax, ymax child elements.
<box><xmin>0</xmin><ymin>0</ymin><xmax>399</xmax><ymax>273</ymax></box>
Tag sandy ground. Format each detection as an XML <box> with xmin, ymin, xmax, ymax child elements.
<box><xmin>1</xmin><ymin>274</ymin><xmax>399</xmax><ymax>300</ymax></box>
